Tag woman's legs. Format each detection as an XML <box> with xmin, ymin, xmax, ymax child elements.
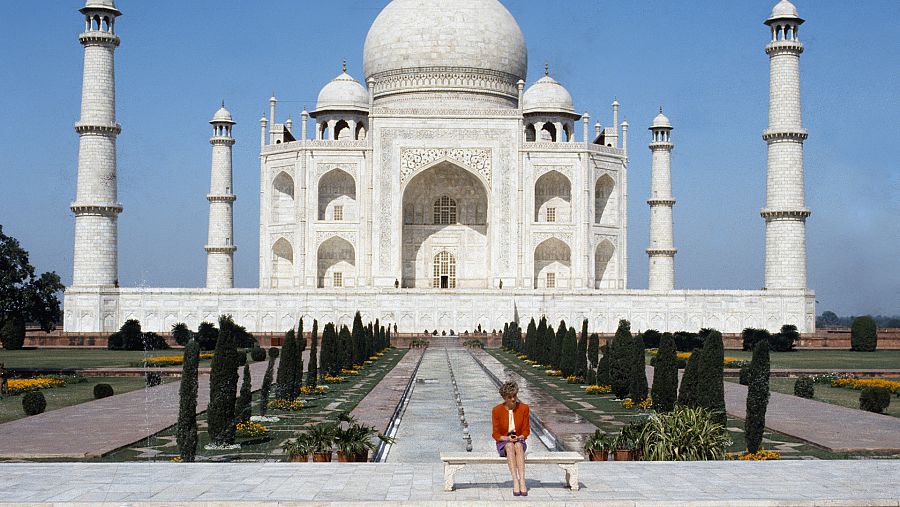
<box><xmin>505</xmin><ymin>444</ymin><xmax>521</xmax><ymax>492</ymax></box>
<box><xmin>513</xmin><ymin>442</ymin><xmax>526</xmax><ymax>492</ymax></box>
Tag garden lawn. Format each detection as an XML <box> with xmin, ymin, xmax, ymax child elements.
<box><xmin>719</xmin><ymin>350</ymin><xmax>900</xmax><ymax>370</ymax></box>
<box><xmin>0</xmin><ymin>377</ymin><xmax>174</xmax><ymax>424</ymax></box>
<box><xmin>488</xmin><ymin>349</ymin><xmax>885</xmax><ymax>460</ymax></box>
<box><xmin>765</xmin><ymin>378</ymin><xmax>900</xmax><ymax>419</ymax></box>
<box><xmin>0</xmin><ymin>349</ymin><xmax>189</xmax><ymax>370</ymax></box>
<box><xmin>100</xmin><ymin>348</ymin><xmax>407</xmax><ymax>462</ymax></box>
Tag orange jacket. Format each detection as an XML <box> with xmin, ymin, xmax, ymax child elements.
<box><xmin>492</xmin><ymin>401</ymin><xmax>530</xmax><ymax>442</ymax></box>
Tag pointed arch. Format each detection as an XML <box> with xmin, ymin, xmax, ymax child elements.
<box><xmin>534</xmin><ymin>237</ymin><xmax>571</xmax><ymax>289</ymax></box>
<box><xmin>272</xmin><ymin>171</ymin><xmax>294</xmax><ymax>223</ymax></box>
<box><xmin>317</xmin><ymin>236</ymin><xmax>355</xmax><ymax>288</ymax></box>
<box><xmin>318</xmin><ymin>168</ymin><xmax>356</xmax><ymax>221</ymax></box>
<box><xmin>272</xmin><ymin>237</ymin><xmax>294</xmax><ymax>288</ymax></box>
<box><xmin>535</xmin><ymin>170</ymin><xmax>571</xmax><ymax>222</ymax></box>
<box><xmin>594</xmin><ymin>240</ymin><xmax>616</xmax><ymax>289</ymax></box>
<box><xmin>595</xmin><ymin>174</ymin><xmax>615</xmax><ymax>224</ymax></box>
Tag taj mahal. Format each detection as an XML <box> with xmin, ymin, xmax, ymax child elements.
<box><xmin>63</xmin><ymin>0</ymin><xmax>816</xmax><ymax>335</ymax></box>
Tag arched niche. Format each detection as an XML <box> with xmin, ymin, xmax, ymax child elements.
<box><xmin>595</xmin><ymin>174</ymin><xmax>615</xmax><ymax>224</ymax></box>
<box><xmin>534</xmin><ymin>170</ymin><xmax>571</xmax><ymax>222</ymax></box>
<box><xmin>317</xmin><ymin>236</ymin><xmax>356</xmax><ymax>288</ymax></box>
<box><xmin>401</xmin><ymin>161</ymin><xmax>489</xmax><ymax>288</ymax></box>
<box><xmin>272</xmin><ymin>171</ymin><xmax>294</xmax><ymax>224</ymax></box>
<box><xmin>534</xmin><ymin>237</ymin><xmax>571</xmax><ymax>289</ymax></box>
<box><xmin>594</xmin><ymin>240</ymin><xmax>616</xmax><ymax>289</ymax></box>
<box><xmin>272</xmin><ymin>238</ymin><xmax>294</xmax><ymax>288</ymax></box>
<box><xmin>318</xmin><ymin>168</ymin><xmax>356</xmax><ymax>221</ymax></box>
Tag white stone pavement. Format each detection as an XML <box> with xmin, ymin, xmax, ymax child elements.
<box><xmin>0</xmin><ymin>461</ymin><xmax>897</xmax><ymax>505</ymax></box>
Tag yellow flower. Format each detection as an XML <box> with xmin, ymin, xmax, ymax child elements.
<box><xmin>235</xmin><ymin>421</ymin><xmax>269</xmax><ymax>438</ymax></box>
<box><xmin>7</xmin><ymin>377</ymin><xmax>66</xmax><ymax>394</ymax></box>
<box><xmin>831</xmin><ymin>377</ymin><xmax>899</xmax><ymax>394</ymax></box>
<box><xmin>266</xmin><ymin>399</ymin><xmax>306</xmax><ymax>411</ymax></box>
<box><xmin>545</xmin><ymin>369</ymin><xmax>562</xmax><ymax>377</ymax></box>
<box><xmin>737</xmin><ymin>450</ymin><xmax>780</xmax><ymax>460</ymax></box>
<box><xmin>585</xmin><ymin>384</ymin><xmax>612</xmax><ymax>394</ymax></box>
<box><xmin>323</xmin><ymin>375</ymin><xmax>345</xmax><ymax>383</ymax></box>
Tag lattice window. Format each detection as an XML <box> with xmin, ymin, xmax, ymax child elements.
<box><xmin>333</xmin><ymin>272</ymin><xmax>343</xmax><ymax>288</ymax></box>
<box><xmin>546</xmin><ymin>207</ymin><xmax>556</xmax><ymax>223</ymax></box>
<box><xmin>546</xmin><ymin>272</ymin><xmax>556</xmax><ymax>289</ymax></box>
<box><xmin>433</xmin><ymin>196</ymin><xmax>457</xmax><ymax>225</ymax></box>
<box><xmin>433</xmin><ymin>251</ymin><xmax>457</xmax><ymax>289</ymax></box>
<box><xmin>334</xmin><ymin>206</ymin><xmax>343</xmax><ymax>221</ymax></box>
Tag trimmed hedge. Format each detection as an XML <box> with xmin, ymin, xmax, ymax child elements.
<box><xmin>793</xmin><ymin>376</ymin><xmax>814</xmax><ymax>399</ymax></box>
<box><xmin>250</xmin><ymin>347</ymin><xmax>267</xmax><ymax>362</ymax></box>
<box><xmin>22</xmin><ymin>391</ymin><xmax>46</xmax><ymax>416</ymax></box>
<box><xmin>93</xmin><ymin>383</ymin><xmax>114</xmax><ymax>399</ymax></box>
<box><xmin>859</xmin><ymin>387</ymin><xmax>891</xmax><ymax>413</ymax></box>
<box><xmin>851</xmin><ymin>316</ymin><xmax>877</xmax><ymax>352</ymax></box>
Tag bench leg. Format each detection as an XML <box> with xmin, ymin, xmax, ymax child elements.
<box><xmin>559</xmin><ymin>464</ymin><xmax>579</xmax><ymax>491</ymax></box>
<box><xmin>443</xmin><ymin>464</ymin><xmax>465</xmax><ymax>492</ymax></box>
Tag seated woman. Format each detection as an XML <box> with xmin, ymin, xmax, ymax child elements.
<box><xmin>492</xmin><ymin>380</ymin><xmax>531</xmax><ymax>496</ymax></box>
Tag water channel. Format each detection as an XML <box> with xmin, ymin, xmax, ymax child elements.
<box><xmin>386</xmin><ymin>339</ymin><xmax>549</xmax><ymax>463</ymax></box>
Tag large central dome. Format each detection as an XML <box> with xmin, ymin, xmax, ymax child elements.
<box><xmin>363</xmin><ymin>0</ymin><xmax>528</xmax><ymax>105</ymax></box>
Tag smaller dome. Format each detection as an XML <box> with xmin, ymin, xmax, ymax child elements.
<box><xmin>315</xmin><ymin>72</ymin><xmax>369</xmax><ymax>114</ymax></box>
<box><xmin>211</xmin><ymin>103</ymin><xmax>234</xmax><ymax>124</ymax></box>
<box><xmin>81</xmin><ymin>0</ymin><xmax>120</xmax><ymax>14</ymax></box>
<box><xmin>523</xmin><ymin>75</ymin><xmax>576</xmax><ymax>115</ymax></box>
<box><xmin>766</xmin><ymin>0</ymin><xmax>802</xmax><ymax>23</ymax></box>
<box><xmin>650</xmin><ymin>109</ymin><xmax>672</xmax><ymax>129</ymax></box>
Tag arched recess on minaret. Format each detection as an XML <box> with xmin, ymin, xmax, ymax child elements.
<box><xmin>318</xmin><ymin>168</ymin><xmax>356</xmax><ymax>221</ymax></box>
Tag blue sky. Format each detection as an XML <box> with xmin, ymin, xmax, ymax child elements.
<box><xmin>0</xmin><ymin>1</ymin><xmax>897</xmax><ymax>316</ymax></box>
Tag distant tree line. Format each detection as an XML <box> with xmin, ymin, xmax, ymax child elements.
<box><xmin>817</xmin><ymin>311</ymin><xmax>899</xmax><ymax>328</ymax></box>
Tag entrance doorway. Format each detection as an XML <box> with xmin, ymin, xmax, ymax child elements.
<box><xmin>433</xmin><ymin>251</ymin><xmax>456</xmax><ymax>289</ymax></box>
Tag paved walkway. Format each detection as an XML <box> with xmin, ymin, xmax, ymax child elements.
<box><xmin>351</xmin><ymin>348</ymin><xmax>423</xmax><ymax>434</ymax></box>
<box><xmin>0</xmin><ymin>358</ymin><xmax>275</xmax><ymax>459</ymax></box>
<box><xmin>0</xmin><ymin>461</ymin><xmax>896</xmax><ymax>505</ymax></box>
<box><xmin>649</xmin><ymin>366</ymin><xmax>900</xmax><ymax>452</ymax></box>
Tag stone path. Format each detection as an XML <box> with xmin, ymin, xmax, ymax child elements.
<box><xmin>0</xmin><ymin>461</ymin><xmax>897</xmax><ymax>505</ymax></box>
<box><xmin>351</xmin><ymin>348</ymin><xmax>424</xmax><ymax>433</ymax></box>
<box><xmin>0</xmin><ymin>359</ymin><xmax>274</xmax><ymax>459</ymax></box>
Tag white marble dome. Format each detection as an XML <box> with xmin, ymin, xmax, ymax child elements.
<box><xmin>651</xmin><ymin>110</ymin><xmax>672</xmax><ymax>129</ymax></box>
<box><xmin>211</xmin><ymin>104</ymin><xmax>234</xmax><ymax>124</ymax></box>
<box><xmin>769</xmin><ymin>0</ymin><xmax>799</xmax><ymax>19</ymax></box>
<box><xmin>82</xmin><ymin>0</ymin><xmax>120</xmax><ymax>13</ymax></box>
<box><xmin>363</xmin><ymin>0</ymin><xmax>527</xmax><ymax>81</ymax></box>
<box><xmin>523</xmin><ymin>75</ymin><xmax>575</xmax><ymax>115</ymax></box>
<box><xmin>315</xmin><ymin>72</ymin><xmax>369</xmax><ymax>113</ymax></box>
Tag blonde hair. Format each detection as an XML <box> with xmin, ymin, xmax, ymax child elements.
<box><xmin>499</xmin><ymin>380</ymin><xmax>518</xmax><ymax>398</ymax></box>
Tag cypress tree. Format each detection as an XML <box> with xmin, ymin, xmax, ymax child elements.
<box><xmin>307</xmin><ymin>319</ymin><xmax>319</xmax><ymax>387</ymax></box>
<box><xmin>850</xmin><ymin>316</ymin><xmax>877</xmax><ymax>352</ymax></box>
<box><xmin>526</xmin><ymin>318</ymin><xmax>537</xmax><ymax>358</ymax></box>
<box><xmin>208</xmin><ymin>315</ymin><xmax>239</xmax><ymax>444</ymax></box>
<box><xmin>176</xmin><ymin>338</ymin><xmax>200</xmax><ymax>461</ymax></box>
<box><xmin>276</xmin><ymin>328</ymin><xmax>296</xmax><ymax>400</ymax></box>
<box><xmin>651</xmin><ymin>333</ymin><xmax>678</xmax><ymax>412</ymax></box>
<box><xmin>386</xmin><ymin>325</ymin><xmax>392</xmax><ymax>348</ymax></box>
<box><xmin>259</xmin><ymin>347</ymin><xmax>277</xmax><ymax>416</ymax></box>
<box><xmin>696</xmin><ymin>330</ymin><xmax>726</xmax><ymax>426</ymax></box>
<box><xmin>351</xmin><ymin>312</ymin><xmax>364</xmax><ymax>366</ymax></box>
<box><xmin>596</xmin><ymin>343</ymin><xmax>611</xmax><ymax>386</ymax></box>
<box><xmin>576</xmin><ymin>319</ymin><xmax>588</xmax><ymax>380</ymax></box>
<box><xmin>560</xmin><ymin>327</ymin><xmax>578</xmax><ymax>377</ymax></box>
<box><xmin>535</xmin><ymin>317</ymin><xmax>547</xmax><ymax>363</ymax></box>
<box><xmin>554</xmin><ymin>320</ymin><xmax>567</xmax><ymax>369</ymax></box>
<box><xmin>609</xmin><ymin>320</ymin><xmax>633</xmax><ymax>399</ymax></box>
<box><xmin>677</xmin><ymin>350</ymin><xmax>701</xmax><ymax>407</ymax></box>
<box><xmin>320</xmin><ymin>323</ymin><xmax>335</xmax><ymax>375</ymax></box>
<box><xmin>745</xmin><ymin>340</ymin><xmax>770</xmax><ymax>453</ymax></box>
<box><xmin>514</xmin><ymin>322</ymin><xmax>523</xmax><ymax>353</ymax></box>
<box><xmin>296</xmin><ymin>319</ymin><xmax>305</xmax><ymax>388</ymax></box>
<box><xmin>587</xmin><ymin>333</ymin><xmax>599</xmax><ymax>385</ymax></box>
<box><xmin>629</xmin><ymin>334</ymin><xmax>649</xmax><ymax>401</ymax></box>
<box><xmin>235</xmin><ymin>363</ymin><xmax>252</xmax><ymax>423</ymax></box>
<box><xmin>502</xmin><ymin>322</ymin><xmax>510</xmax><ymax>349</ymax></box>
<box><xmin>339</xmin><ymin>325</ymin><xmax>353</xmax><ymax>371</ymax></box>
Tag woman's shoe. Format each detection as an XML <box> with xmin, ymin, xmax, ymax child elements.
<box><xmin>513</xmin><ymin>490</ymin><xmax>521</xmax><ymax>497</ymax></box>
<box><xmin>521</xmin><ymin>489</ymin><xmax>528</xmax><ymax>497</ymax></box>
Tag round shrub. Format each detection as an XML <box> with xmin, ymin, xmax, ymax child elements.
<box><xmin>250</xmin><ymin>347</ymin><xmax>267</xmax><ymax>362</ymax></box>
<box><xmin>859</xmin><ymin>387</ymin><xmax>891</xmax><ymax>413</ymax></box>
<box><xmin>22</xmin><ymin>391</ymin><xmax>47</xmax><ymax>416</ymax></box>
<box><xmin>738</xmin><ymin>365</ymin><xmax>751</xmax><ymax>386</ymax></box>
<box><xmin>793</xmin><ymin>376</ymin><xmax>814</xmax><ymax>399</ymax></box>
<box><xmin>268</xmin><ymin>347</ymin><xmax>280</xmax><ymax>359</ymax></box>
<box><xmin>93</xmin><ymin>383</ymin><xmax>114</xmax><ymax>399</ymax></box>
<box><xmin>145</xmin><ymin>372</ymin><xmax>162</xmax><ymax>388</ymax></box>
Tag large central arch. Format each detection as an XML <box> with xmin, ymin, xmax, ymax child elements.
<box><xmin>401</xmin><ymin>161</ymin><xmax>489</xmax><ymax>288</ymax></box>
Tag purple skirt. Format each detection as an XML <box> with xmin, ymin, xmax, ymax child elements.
<box><xmin>496</xmin><ymin>439</ymin><xmax>527</xmax><ymax>457</ymax></box>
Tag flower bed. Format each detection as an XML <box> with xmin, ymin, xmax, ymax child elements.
<box><xmin>300</xmin><ymin>385</ymin><xmax>329</xmax><ymax>396</ymax></box>
<box><xmin>7</xmin><ymin>377</ymin><xmax>66</xmax><ymax>395</ymax></box>
<box><xmin>266</xmin><ymin>399</ymin><xmax>306</xmax><ymax>411</ymax></box>
<box><xmin>323</xmin><ymin>374</ymin><xmax>345</xmax><ymax>383</ymax></box>
<box><xmin>831</xmin><ymin>377</ymin><xmax>900</xmax><ymax>395</ymax></box>
<box><xmin>235</xmin><ymin>421</ymin><xmax>269</xmax><ymax>438</ymax></box>
<box><xmin>648</xmin><ymin>350</ymin><xmax>749</xmax><ymax>368</ymax></box>
<box><xmin>545</xmin><ymin>369</ymin><xmax>562</xmax><ymax>377</ymax></box>
<box><xmin>584</xmin><ymin>384</ymin><xmax>612</xmax><ymax>395</ymax></box>
<box><xmin>734</xmin><ymin>450</ymin><xmax>780</xmax><ymax>460</ymax></box>
<box><xmin>622</xmin><ymin>397</ymin><xmax>653</xmax><ymax>410</ymax></box>
<box><xmin>340</xmin><ymin>368</ymin><xmax>360</xmax><ymax>376</ymax></box>
<box><xmin>138</xmin><ymin>353</ymin><xmax>214</xmax><ymax>368</ymax></box>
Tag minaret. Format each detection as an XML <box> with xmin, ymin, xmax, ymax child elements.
<box><xmin>71</xmin><ymin>0</ymin><xmax>123</xmax><ymax>288</ymax></box>
<box><xmin>647</xmin><ymin>108</ymin><xmax>676</xmax><ymax>291</ymax></box>
<box><xmin>762</xmin><ymin>0</ymin><xmax>810</xmax><ymax>290</ymax></box>
<box><xmin>205</xmin><ymin>103</ymin><xmax>237</xmax><ymax>289</ymax></box>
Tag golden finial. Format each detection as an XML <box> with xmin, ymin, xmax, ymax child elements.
<box><xmin>544</xmin><ymin>63</ymin><xmax>549</xmax><ymax>76</ymax></box>
<box><xmin>342</xmin><ymin>59</ymin><xmax>347</xmax><ymax>73</ymax></box>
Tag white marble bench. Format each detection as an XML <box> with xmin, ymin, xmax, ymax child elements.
<box><xmin>439</xmin><ymin>452</ymin><xmax>584</xmax><ymax>491</ymax></box>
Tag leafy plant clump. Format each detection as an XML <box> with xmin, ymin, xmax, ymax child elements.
<box><xmin>793</xmin><ymin>376</ymin><xmax>815</xmax><ymax>399</ymax></box>
<box><xmin>859</xmin><ymin>387</ymin><xmax>891</xmax><ymax>414</ymax></box>
<box><xmin>637</xmin><ymin>406</ymin><xmax>732</xmax><ymax>461</ymax></box>
<box><xmin>22</xmin><ymin>391</ymin><xmax>46</xmax><ymax>416</ymax></box>
<box><xmin>250</xmin><ymin>347</ymin><xmax>267</xmax><ymax>362</ymax></box>
<box><xmin>93</xmin><ymin>383</ymin><xmax>114</xmax><ymax>399</ymax></box>
<box><xmin>850</xmin><ymin>316</ymin><xmax>877</xmax><ymax>352</ymax></box>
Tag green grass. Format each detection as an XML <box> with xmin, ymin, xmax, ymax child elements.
<box><xmin>100</xmin><ymin>348</ymin><xmax>407</xmax><ymax>462</ymax></box>
<box><xmin>720</xmin><ymin>349</ymin><xmax>900</xmax><ymax>370</ymax></box>
<box><xmin>0</xmin><ymin>377</ymin><xmax>174</xmax><ymax>424</ymax></box>
<box><xmin>767</xmin><ymin>377</ymin><xmax>900</xmax><ymax>418</ymax></box>
<box><xmin>0</xmin><ymin>349</ymin><xmax>200</xmax><ymax>370</ymax></box>
<box><xmin>488</xmin><ymin>349</ymin><xmax>889</xmax><ymax>460</ymax></box>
